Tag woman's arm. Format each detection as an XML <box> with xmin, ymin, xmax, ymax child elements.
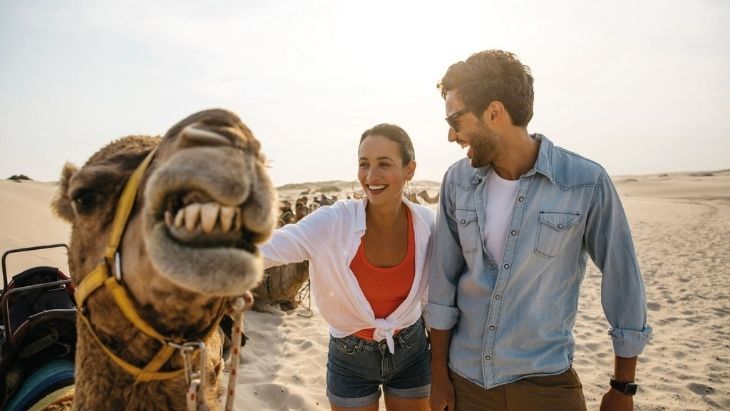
<box><xmin>260</xmin><ymin>204</ymin><xmax>341</xmax><ymax>268</ymax></box>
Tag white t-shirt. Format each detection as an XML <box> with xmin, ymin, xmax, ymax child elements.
<box><xmin>483</xmin><ymin>168</ymin><xmax>520</xmax><ymax>265</ymax></box>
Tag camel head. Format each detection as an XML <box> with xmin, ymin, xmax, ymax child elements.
<box><xmin>53</xmin><ymin>109</ymin><xmax>276</xmax><ymax>311</ymax></box>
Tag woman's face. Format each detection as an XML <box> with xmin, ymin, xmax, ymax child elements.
<box><xmin>357</xmin><ymin>135</ymin><xmax>415</xmax><ymax>207</ymax></box>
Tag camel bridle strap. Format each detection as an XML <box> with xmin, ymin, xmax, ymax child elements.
<box><xmin>74</xmin><ymin>147</ymin><xmax>225</xmax><ymax>384</ymax></box>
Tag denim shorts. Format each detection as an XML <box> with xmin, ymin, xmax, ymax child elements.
<box><xmin>326</xmin><ymin>319</ymin><xmax>431</xmax><ymax>408</ymax></box>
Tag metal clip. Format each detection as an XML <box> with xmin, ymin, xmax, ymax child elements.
<box><xmin>114</xmin><ymin>251</ymin><xmax>123</xmax><ymax>282</ymax></box>
<box><xmin>169</xmin><ymin>341</ymin><xmax>207</xmax><ymax>409</ymax></box>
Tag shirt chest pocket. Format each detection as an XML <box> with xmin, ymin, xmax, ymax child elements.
<box><xmin>455</xmin><ymin>209</ymin><xmax>480</xmax><ymax>254</ymax></box>
<box><xmin>535</xmin><ymin>210</ymin><xmax>581</xmax><ymax>258</ymax></box>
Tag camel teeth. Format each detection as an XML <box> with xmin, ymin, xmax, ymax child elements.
<box><xmin>200</xmin><ymin>202</ymin><xmax>220</xmax><ymax>234</ymax></box>
<box><xmin>220</xmin><ymin>206</ymin><xmax>235</xmax><ymax>232</ymax></box>
<box><xmin>164</xmin><ymin>211</ymin><xmax>173</xmax><ymax>227</ymax></box>
<box><xmin>174</xmin><ymin>209</ymin><xmax>184</xmax><ymax>228</ymax></box>
<box><xmin>233</xmin><ymin>208</ymin><xmax>242</xmax><ymax>231</ymax></box>
<box><xmin>184</xmin><ymin>203</ymin><xmax>201</xmax><ymax>232</ymax></box>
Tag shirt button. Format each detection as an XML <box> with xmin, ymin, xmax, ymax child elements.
<box><xmin>485</xmin><ymin>355</ymin><xmax>491</xmax><ymax>360</ymax></box>
<box><xmin>518</xmin><ymin>196</ymin><xmax>525</xmax><ymax>202</ymax></box>
<box><xmin>460</xmin><ymin>219</ymin><xmax>466</xmax><ymax>224</ymax></box>
<box><xmin>494</xmin><ymin>294</ymin><xmax>501</xmax><ymax>300</ymax></box>
<box><xmin>558</xmin><ymin>224</ymin><xmax>564</xmax><ymax>229</ymax></box>
<box><xmin>489</xmin><ymin>325</ymin><xmax>496</xmax><ymax>330</ymax></box>
<box><xmin>510</xmin><ymin>230</ymin><xmax>517</xmax><ymax>236</ymax></box>
<box><xmin>503</xmin><ymin>264</ymin><xmax>510</xmax><ymax>269</ymax></box>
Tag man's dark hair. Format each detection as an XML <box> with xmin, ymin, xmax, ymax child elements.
<box><xmin>438</xmin><ymin>50</ymin><xmax>534</xmax><ymax>127</ymax></box>
<box><xmin>359</xmin><ymin>123</ymin><xmax>415</xmax><ymax>165</ymax></box>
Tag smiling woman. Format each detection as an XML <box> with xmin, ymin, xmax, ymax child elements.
<box><xmin>260</xmin><ymin>124</ymin><xmax>435</xmax><ymax>411</ymax></box>
<box><xmin>357</xmin><ymin>124</ymin><xmax>415</xmax><ymax>211</ymax></box>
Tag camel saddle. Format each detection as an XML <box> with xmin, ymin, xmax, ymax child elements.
<box><xmin>0</xmin><ymin>245</ymin><xmax>77</xmax><ymax>410</ymax></box>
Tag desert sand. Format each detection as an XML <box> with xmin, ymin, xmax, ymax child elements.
<box><xmin>0</xmin><ymin>170</ymin><xmax>728</xmax><ymax>410</ymax></box>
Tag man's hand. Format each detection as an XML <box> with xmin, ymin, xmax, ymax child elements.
<box><xmin>429</xmin><ymin>371</ymin><xmax>455</xmax><ymax>411</ymax></box>
<box><xmin>600</xmin><ymin>388</ymin><xmax>633</xmax><ymax>411</ymax></box>
<box><xmin>601</xmin><ymin>355</ymin><xmax>637</xmax><ymax>410</ymax></box>
<box><xmin>429</xmin><ymin>328</ymin><xmax>455</xmax><ymax>410</ymax></box>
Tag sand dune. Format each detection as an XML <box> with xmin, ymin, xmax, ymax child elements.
<box><xmin>1</xmin><ymin>171</ymin><xmax>728</xmax><ymax>410</ymax></box>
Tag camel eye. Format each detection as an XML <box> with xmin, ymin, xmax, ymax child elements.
<box><xmin>71</xmin><ymin>188</ymin><xmax>102</xmax><ymax>214</ymax></box>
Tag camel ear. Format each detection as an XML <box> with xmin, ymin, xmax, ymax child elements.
<box><xmin>52</xmin><ymin>162</ymin><xmax>78</xmax><ymax>223</ymax></box>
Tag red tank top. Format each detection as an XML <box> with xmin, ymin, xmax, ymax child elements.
<box><xmin>349</xmin><ymin>206</ymin><xmax>415</xmax><ymax>340</ymax></box>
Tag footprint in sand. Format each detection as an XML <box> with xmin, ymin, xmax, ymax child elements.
<box><xmin>687</xmin><ymin>382</ymin><xmax>715</xmax><ymax>395</ymax></box>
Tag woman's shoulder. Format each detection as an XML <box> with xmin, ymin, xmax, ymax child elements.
<box><xmin>405</xmin><ymin>201</ymin><xmax>436</xmax><ymax>224</ymax></box>
<box><xmin>328</xmin><ymin>198</ymin><xmax>364</xmax><ymax>215</ymax></box>
<box><xmin>302</xmin><ymin>198</ymin><xmax>364</xmax><ymax>225</ymax></box>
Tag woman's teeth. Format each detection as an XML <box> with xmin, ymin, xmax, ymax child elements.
<box><xmin>368</xmin><ymin>185</ymin><xmax>386</xmax><ymax>191</ymax></box>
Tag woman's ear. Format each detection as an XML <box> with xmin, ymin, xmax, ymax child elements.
<box><xmin>406</xmin><ymin>160</ymin><xmax>416</xmax><ymax>181</ymax></box>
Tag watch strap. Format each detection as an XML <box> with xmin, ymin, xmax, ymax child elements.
<box><xmin>610</xmin><ymin>377</ymin><xmax>638</xmax><ymax>395</ymax></box>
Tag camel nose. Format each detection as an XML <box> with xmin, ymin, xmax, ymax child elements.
<box><xmin>178</xmin><ymin>124</ymin><xmax>235</xmax><ymax>148</ymax></box>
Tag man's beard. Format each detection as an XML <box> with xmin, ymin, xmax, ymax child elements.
<box><xmin>467</xmin><ymin>121</ymin><xmax>498</xmax><ymax>168</ymax></box>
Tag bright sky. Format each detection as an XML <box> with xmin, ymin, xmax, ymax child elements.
<box><xmin>1</xmin><ymin>0</ymin><xmax>728</xmax><ymax>186</ymax></box>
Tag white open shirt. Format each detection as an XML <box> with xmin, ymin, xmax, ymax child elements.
<box><xmin>260</xmin><ymin>198</ymin><xmax>435</xmax><ymax>353</ymax></box>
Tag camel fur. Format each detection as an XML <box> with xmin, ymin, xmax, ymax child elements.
<box><xmin>51</xmin><ymin>109</ymin><xmax>276</xmax><ymax>410</ymax></box>
<box><xmin>417</xmin><ymin>189</ymin><xmax>440</xmax><ymax>204</ymax></box>
<box><xmin>251</xmin><ymin>197</ymin><xmax>313</xmax><ymax>312</ymax></box>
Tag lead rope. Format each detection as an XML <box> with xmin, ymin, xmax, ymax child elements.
<box><xmin>224</xmin><ymin>296</ymin><xmax>247</xmax><ymax>411</ymax></box>
<box><xmin>181</xmin><ymin>296</ymin><xmax>247</xmax><ymax>411</ymax></box>
<box><xmin>178</xmin><ymin>341</ymin><xmax>207</xmax><ymax>411</ymax></box>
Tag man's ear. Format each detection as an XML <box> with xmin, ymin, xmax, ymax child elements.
<box><xmin>52</xmin><ymin>162</ymin><xmax>78</xmax><ymax>223</ymax></box>
<box><xmin>481</xmin><ymin>101</ymin><xmax>507</xmax><ymax>124</ymax></box>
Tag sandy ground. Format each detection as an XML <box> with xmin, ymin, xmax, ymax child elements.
<box><xmin>1</xmin><ymin>170</ymin><xmax>728</xmax><ymax>410</ymax></box>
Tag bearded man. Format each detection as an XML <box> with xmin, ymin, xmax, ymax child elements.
<box><xmin>424</xmin><ymin>50</ymin><xmax>652</xmax><ymax>411</ymax></box>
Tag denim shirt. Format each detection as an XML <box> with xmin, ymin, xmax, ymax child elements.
<box><xmin>423</xmin><ymin>134</ymin><xmax>652</xmax><ymax>388</ymax></box>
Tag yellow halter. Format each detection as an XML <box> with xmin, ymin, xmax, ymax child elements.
<box><xmin>74</xmin><ymin>148</ymin><xmax>226</xmax><ymax>383</ymax></box>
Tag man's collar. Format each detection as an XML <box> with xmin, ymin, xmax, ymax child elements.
<box><xmin>530</xmin><ymin>133</ymin><xmax>555</xmax><ymax>183</ymax></box>
<box><xmin>469</xmin><ymin>133</ymin><xmax>555</xmax><ymax>184</ymax></box>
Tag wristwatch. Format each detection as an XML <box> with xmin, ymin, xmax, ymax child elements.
<box><xmin>610</xmin><ymin>377</ymin><xmax>638</xmax><ymax>395</ymax></box>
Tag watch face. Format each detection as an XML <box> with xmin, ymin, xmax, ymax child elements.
<box><xmin>625</xmin><ymin>383</ymin><xmax>638</xmax><ymax>395</ymax></box>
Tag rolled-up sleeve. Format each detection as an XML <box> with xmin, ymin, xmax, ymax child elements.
<box><xmin>423</xmin><ymin>171</ymin><xmax>465</xmax><ymax>330</ymax></box>
<box><xmin>585</xmin><ymin>171</ymin><xmax>653</xmax><ymax>357</ymax></box>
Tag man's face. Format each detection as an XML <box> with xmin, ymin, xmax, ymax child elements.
<box><xmin>445</xmin><ymin>92</ymin><xmax>499</xmax><ymax>168</ymax></box>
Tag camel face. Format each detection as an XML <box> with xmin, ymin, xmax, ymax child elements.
<box><xmin>141</xmin><ymin>110</ymin><xmax>276</xmax><ymax>296</ymax></box>
<box><xmin>54</xmin><ymin>109</ymin><xmax>277</xmax><ymax>298</ymax></box>
<box><xmin>49</xmin><ymin>109</ymin><xmax>275</xmax><ymax>409</ymax></box>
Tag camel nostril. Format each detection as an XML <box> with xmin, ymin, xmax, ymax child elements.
<box><xmin>179</xmin><ymin>125</ymin><xmax>234</xmax><ymax>148</ymax></box>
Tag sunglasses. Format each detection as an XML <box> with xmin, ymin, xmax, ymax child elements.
<box><xmin>445</xmin><ymin>108</ymin><xmax>469</xmax><ymax>132</ymax></box>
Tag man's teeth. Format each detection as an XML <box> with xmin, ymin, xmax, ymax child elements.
<box><xmin>369</xmin><ymin>185</ymin><xmax>386</xmax><ymax>190</ymax></box>
<box><xmin>165</xmin><ymin>202</ymin><xmax>242</xmax><ymax>234</ymax></box>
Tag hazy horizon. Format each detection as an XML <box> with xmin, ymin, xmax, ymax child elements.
<box><xmin>2</xmin><ymin>1</ymin><xmax>729</xmax><ymax>186</ymax></box>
